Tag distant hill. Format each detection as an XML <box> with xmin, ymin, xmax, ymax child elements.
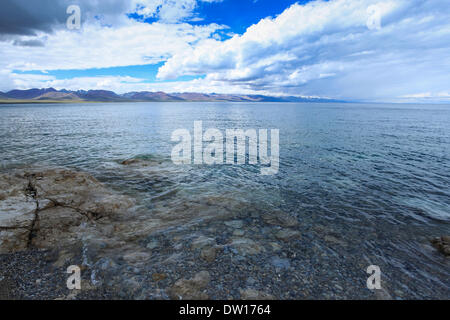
<box><xmin>172</xmin><ymin>92</ymin><xmax>219</xmax><ymax>101</ymax></box>
<box><xmin>1</xmin><ymin>88</ymin><xmax>344</xmax><ymax>103</ymax></box>
<box><xmin>6</xmin><ymin>88</ymin><xmax>57</xmax><ymax>99</ymax></box>
<box><xmin>34</xmin><ymin>91</ymin><xmax>82</xmax><ymax>101</ymax></box>
<box><xmin>123</xmin><ymin>91</ymin><xmax>184</xmax><ymax>102</ymax></box>
<box><xmin>75</xmin><ymin>90</ymin><xmax>126</xmax><ymax>102</ymax></box>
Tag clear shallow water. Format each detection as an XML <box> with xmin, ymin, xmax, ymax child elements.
<box><xmin>0</xmin><ymin>102</ymin><xmax>449</xmax><ymax>298</ymax></box>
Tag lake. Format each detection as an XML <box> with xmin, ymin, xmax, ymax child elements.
<box><xmin>0</xmin><ymin>102</ymin><xmax>449</xmax><ymax>299</ymax></box>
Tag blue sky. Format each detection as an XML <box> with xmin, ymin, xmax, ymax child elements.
<box><xmin>136</xmin><ymin>0</ymin><xmax>310</xmax><ymax>34</ymax></box>
<box><xmin>14</xmin><ymin>63</ymin><xmax>202</xmax><ymax>83</ymax></box>
<box><xmin>0</xmin><ymin>0</ymin><xmax>449</xmax><ymax>102</ymax></box>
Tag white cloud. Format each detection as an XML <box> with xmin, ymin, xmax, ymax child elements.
<box><xmin>4</xmin><ymin>73</ymin><xmax>144</xmax><ymax>93</ymax></box>
<box><xmin>400</xmin><ymin>92</ymin><xmax>450</xmax><ymax>102</ymax></box>
<box><xmin>157</xmin><ymin>0</ymin><xmax>450</xmax><ymax>101</ymax></box>
<box><xmin>1</xmin><ymin>21</ymin><xmax>222</xmax><ymax>72</ymax></box>
<box><xmin>132</xmin><ymin>0</ymin><xmax>223</xmax><ymax>23</ymax></box>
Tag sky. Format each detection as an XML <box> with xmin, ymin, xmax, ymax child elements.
<box><xmin>0</xmin><ymin>0</ymin><xmax>449</xmax><ymax>102</ymax></box>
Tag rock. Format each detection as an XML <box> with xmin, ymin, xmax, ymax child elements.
<box><xmin>38</xmin><ymin>199</ymin><xmax>55</xmax><ymax>211</ymax></box>
<box><xmin>224</xmin><ymin>220</ymin><xmax>244</xmax><ymax>229</ymax></box>
<box><xmin>149</xmin><ymin>195</ymin><xmax>248</xmax><ymax>230</ymax></box>
<box><xmin>324</xmin><ymin>235</ymin><xmax>347</xmax><ymax>247</ymax></box>
<box><xmin>231</xmin><ymin>238</ymin><xmax>264</xmax><ymax>255</ymax></box>
<box><xmin>163</xmin><ymin>252</ymin><xmax>184</xmax><ymax>264</ymax></box>
<box><xmin>335</xmin><ymin>284</ymin><xmax>343</xmax><ymax>291</ymax></box>
<box><xmin>200</xmin><ymin>247</ymin><xmax>217</xmax><ymax>262</ymax></box>
<box><xmin>240</xmin><ymin>289</ymin><xmax>275</xmax><ymax>300</ymax></box>
<box><xmin>121</xmin><ymin>278</ymin><xmax>143</xmax><ymax>297</ymax></box>
<box><xmin>0</xmin><ymin>173</ymin><xmax>37</xmax><ymax>253</ymax></box>
<box><xmin>0</xmin><ymin>198</ymin><xmax>36</xmax><ymax>229</ymax></box>
<box><xmin>146</xmin><ymin>240</ymin><xmax>159</xmax><ymax>250</ymax></box>
<box><xmin>121</xmin><ymin>159</ymin><xmax>143</xmax><ymax>166</ymax></box>
<box><xmin>0</xmin><ymin>229</ymin><xmax>31</xmax><ymax>254</ymax></box>
<box><xmin>31</xmin><ymin>168</ymin><xmax>134</xmax><ymax>219</ymax></box>
<box><xmin>233</xmin><ymin>229</ymin><xmax>245</xmax><ymax>237</ymax></box>
<box><xmin>33</xmin><ymin>207</ymin><xmax>86</xmax><ymax>248</ymax></box>
<box><xmin>123</xmin><ymin>252</ymin><xmax>151</xmax><ymax>264</ymax></box>
<box><xmin>191</xmin><ymin>236</ymin><xmax>216</xmax><ymax>250</ymax></box>
<box><xmin>53</xmin><ymin>250</ymin><xmax>76</xmax><ymax>268</ymax></box>
<box><xmin>269</xmin><ymin>242</ymin><xmax>282</xmax><ymax>251</ymax></box>
<box><xmin>152</xmin><ymin>273</ymin><xmax>167</xmax><ymax>282</ymax></box>
<box><xmin>0</xmin><ymin>168</ymin><xmax>135</xmax><ymax>253</ymax></box>
<box><xmin>271</xmin><ymin>256</ymin><xmax>291</xmax><ymax>270</ymax></box>
<box><xmin>168</xmin><ymin>271</ymin><xmax>211</xmax><ymax>300</ymax></box>
<box><xmin>173</xmin><ymin>242</ymin><xmax>183</xmax><ymax>250</ymax></box>
<box><xmin>275</xmin><ymin>229</ymin><xmax>301</xmax><ymax>241</ymax></box>
<box><xmin>120</xmin><ymin>158</ymin><xmax>161</xmax><ymax>167</ymax></box>
<box><xmin>0</xmin><ymin>173</ymin><xmax>29</xmax><ymax>200</ymax></box>
<box><xmin>94</xmin><ymin>257</ymin><xmax>117</xmax><ymax>271</ymax></box>
<box><xmin>431</xmin><ymin>236</ymin><xmax>450</xmax><ymax>256</ymax></box>
<box><xmin>262</xmin><ymin>211</ymin><xmax>299</xmax><ymax>227</ymax></box>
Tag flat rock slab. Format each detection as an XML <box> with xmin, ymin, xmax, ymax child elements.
<box><xmin>0</xmin><ymin>168</ymin><xmax>134</xmax><ymax>254</ymax></box>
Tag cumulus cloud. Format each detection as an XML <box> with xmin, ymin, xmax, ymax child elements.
<box><xmin>0</xmin><ymin>21</ymin><xmax>222</xmax><ymax>72</ymax></box>
<box><xmin>157</xmin><ymin>0</ymin><xmax>450</xmax><ymax>101</ymax></box>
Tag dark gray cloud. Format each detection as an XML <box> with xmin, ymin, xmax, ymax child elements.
<box><xmin>0</xmin><ymin>0</ymin><xmax>70</xmax><ymax>36</ymax></box>
<box><xmin>0</xmin><ymin>0</ymin><xmax>132</xmax><ymax>37</ymax></box>
<box><xmin>13</xmin><ymin>39</ymin><xmax>46</xmax><ymax>47</ymax></box>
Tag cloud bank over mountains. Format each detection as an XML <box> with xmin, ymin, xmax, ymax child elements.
<box><xmin>0</xmin><ymin>0</ymin><xmax>449</xmax><ymax>102</ymax></box>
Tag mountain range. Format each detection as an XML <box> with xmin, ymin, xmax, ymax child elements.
<box><xmin>0</xmin><ymin>88</ymin><xmax>342</xmax><ymax>103</ymax></box>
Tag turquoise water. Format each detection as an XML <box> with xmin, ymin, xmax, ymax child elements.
<box><xmin>1</xmin><ymin>102</ymin><xmax>449</xmax><ymax>298</ymax></box>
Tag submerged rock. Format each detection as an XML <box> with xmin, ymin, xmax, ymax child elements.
<box><xmin>239</xmin><ymin>288</ymin><xmax>275</xmax><ymax>300</ymax></box>
<box><xmin>270</xmin><ymin>256</ymin><xmax>291</xmax><ymax>270</ymax></box>
<box><xmin>431</xmin><ymin>236</ymin><xmax>450</xmax><ymax>256</ymax></box>
<box><xmin>121</xmin><ymin>159</ymin><xmax>143</xmax><ymax>166</ymax></box>
<box><xmin>200</xmin><ymin>247</ymin><xmax>218</xmax><ymax>262</ymax></box>
<box><xmin>230</xmin><ymin>238</ymin><xmax>264</xmax><ymax>255</ymax></box>
<box><xmin>120</xmin><ymin>158</ymin><xmax>163</xmax><ymax>167</ymax></box>
<box><xmin>191</xmin><ymin>236</ymin><xmax>216</xmax><ymax>250</ymax></box>
<box><xmin>224</xmin><ymin>220</ymin><xmax>244</xmax><ymax>229</ymax></box>
<box><xmin>262</xmin><ymin>211</ymin><xmax>299</xmax><ymax>227</ymax></box>
<box><xmin>168</xmin><ymin>271</ymin><xmax>211</xmax><ymax>300</ymax></box>
<box><xmin>152</xmin><ymin>273</ymin><xmax>167</xmax><ymax>282</ymax></box>
<box><xmin>123</xmin><ymin>252</ymin><xmax>151</xmax><ymax>264</ymax></box>
<box><xmin>274</xmin><ymin>229</ymin><xmax>302</xmax><ymax>242</ymax></box>
<box><xmin>324</xmin><ymin>235</ymin><xmax>347</xmax><ymax>247</ymax></box>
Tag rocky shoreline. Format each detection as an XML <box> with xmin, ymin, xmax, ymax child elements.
<box><xmin>1</xmin><ymin>165</ymin><xmax>448</xmax><ymax>300</ymax></box>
